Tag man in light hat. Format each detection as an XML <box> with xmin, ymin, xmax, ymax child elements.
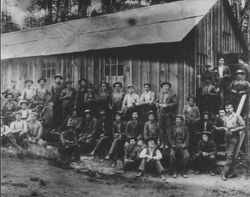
<box><xmin>60</xmin><ymin>80</ymin><xmax>77</xmax><ymax>120</ymax></box>
<box><xmin>156</xmin><ymin>81</ymin><xmax>177</xmax><ymax>137</ymax></box>
<box><xmin>144</xmin><ymin>111</ymin><xmax>160</xmax><ymax>142</ymax></box>
<box><xmin>21</xmin><ymin>79</ymin><xmax>36</xmax><ymax>104</ymax></box>
<box><xmin>27</xmin><ymin>112</ymin><xmax>43</xmax><ymax>144</ymax></box>
<box><xmin>183</xmin><ymin>96</ymin><xmax>200</xmax><ymax>157</ymax></box>
<box><xmin>110</xmin><ymin>82</ymin><xmax>125</xmax><ymax>115</ymax></box>
<box><xmin>79</xmin><ymin>109</ymin><xmax>98</xmax><ymax>153</ymax></box>
<box><xmin>35</xmin><ymin>78</ymin><xmax>50</xmax><ymax>105</ymax></box>
<box><xmin>1</xmin><ymin>93</ymin><xmax>19</xmax><ymax>125</ymax></box>
<box><xmin>228</xmin><ymin>69</ymin><xmax>250</xmax><ymax>113</ymax></box>
<box><xmin>1</xmin><ymin>80</ymin><xmax>21</xmax><ymax>103</ymax></box>
<box><xmin>51</xmin><ymin>74</ymin><xmax>64</xmax><ymax>127</ymax></box>
<box><xmin>9</xmin><ymin>111</ymin><xmax>28</xmax><ymax>147</ymax></box>
<box><xmin>19</xmin><ymin>100</ymin><xmax>32</xmax><ymax>121</ymax></box>
<box><xmin>90</xmin><ymin>110</ymin><xmax>112</xmax><ymax>157</ymax></box>
<box><xmin>194</xmin><ymin>131</ymin><xmax>217</xmax><ymax>176</ymax></box>
<box><xmin>169</xmin><ymin>115</ymin><xmax>190</xmax><ymax>178</ymax></box>
<box><xmin>221</xmin><ymin>103</ymin><xmax>245</xmax><ymax>181</ymax></box>
<box><xmin>122</xmin><ymin>84</ymin><xmax>140</xmax><ymax>121</ymax></box>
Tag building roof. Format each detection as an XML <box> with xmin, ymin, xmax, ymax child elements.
<box><xmin>1</xmin><ymin>0</ymin><xmax>234</xmax><ymax>60</ymax></box>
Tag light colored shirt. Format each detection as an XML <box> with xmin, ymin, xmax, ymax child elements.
<box><xmin>19</xmin><ymin>109</ymin><xmax>32</xmax><ymax>120</ymax></box>
<box><xmin>218</xmin><ymin>65</ymin><xmax>224</xmax><ymax>78</ymax></box>
<box><xmin>225</xmin><ymin>112</ymin><xmax>245</xmax><ymax>129</ymax></box>
<box><xmin>10</xmin><ymin>120</ymin><xmax>27</xmax><ymax>134</ymax></box>
<box><xmin>139</xmin><ymin>147</ymin><xmax>162</xmax><ymax>160</ymax></box>
<box><xmin>21</xmin><ymin>87</ymin><xmax>36</xmax><ymax>101</ymax></box>
<box><xmin>1</xmin><ymin>125</ymin><xmax>10</xmax><ymax>136</ymax></box>
<box><xmin>140</xmin><ymin>91</ymin><xmax>155</xmax><ymax>104</ymax></box>
<box><xmin>123</xmin><ymin>93</ymin><xmax>139</xmax><ymax>108</ymax></box>
<box><xmin>27</xmin><ymin>120</ymin><xmax>43</xmax><ymax>139</ymax></box>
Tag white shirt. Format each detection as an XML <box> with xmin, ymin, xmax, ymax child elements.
<box><xmin>123</xmin><ymin>93</ymin><xmax>139</xmax><ymax>108</ymax></box>
<box><xmin>218</xmin><ymin>66</ymin><xmax>224</xmax><ymax>78</ymax></box>
<box><xmin>139</xmin><ymin>147</ymin><xmax>162</xmax><ymax>160</ymax></box>
<box><xmin>1</xmin><ymin>125</ymin><xmax>10</xmax><ymax>136</ymax></box>
<box><xmin>140</xmin><ymin>91</ymin><xmax>155</xmax><ymax>104</ymax></box>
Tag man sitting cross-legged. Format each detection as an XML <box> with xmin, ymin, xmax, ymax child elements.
<box><xmin>136</xmin><ymin>138</ymin><xmax>165</xmax><ymax>181</ymax></box>
<box><xmin>194</xmin><ymin>131</ymin><xmax>217</xmax><ymax>176</ymax></box>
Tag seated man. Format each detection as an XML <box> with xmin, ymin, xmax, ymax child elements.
<box><xmin>136</xmin><ymin>138</ymin><xmax>165</xmax><ymax>181</ymax></box>
<box><xmin>144</xmin><ymin>111</ymin><xmax>161</xmax><ymax>142</ymax></box>
<box><xmin>1</xmin><ymin>116</ymin><xmax>18</xmax><ymax>147</ymax></box>
<box><xmin>123</xmin><ymin>137</ymin><xmax>144</xmax><ymax>172</ymax></box>
<box><xmin>78</xmin><ymin>109</ymin><xmax>98</xmax><ymax>153</ymax></box>
<box><xmin>90</xmin><ymin>111</ymin><xmax>112</xmax><ymax>157</ymax></box>
<box><xmin>2</xmin><ymin>93</ymin><xmax>19</xmax><ymax>125</ymax></box>
<box><xmin>105</xmin><ymin>111</ymin><xmax>127</xmax><ymax>162</ymax></box>
<box><xmin>27</xmin><ymin>112</ymin><xmax>43</xmax><ymax>145</ymax></box>
<box><xmin>169</xmin><ymin>115</ymin><xmax>190</xmax><ymax>178</ymax></box>
<box><xmin>213</xmin><ymin>108</ymin><xmax>227</xmax><ymax>145</ymax></box>
<box><xmin>9</xmin><ymin>111</ymin><xmax>28</xmax><ymax>147</ymax></box>
<box><xmin>19</xmin><ymin>100</ymin><xmax>32</xmax><ymax>121</ymax></box>
<box><xmin>125</xmin><ymin>110</ymin><xmax>143</xmax><ymax>140</ymax></box>
<box><xmin>194</xmin><ymin>131</ymin><xmax>217</xmax><ymax>175</ymax></box>
<box><xmin>198</xmin><ymin>112</ymin><xmax>214</xmax><ymax>140</ymax></box>
<box><xmin>58</xmin><ymin>125</ymin><xmax>80</xmax><ymax>164</ymax></box>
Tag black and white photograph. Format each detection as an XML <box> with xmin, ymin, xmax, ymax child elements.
<box><xmin>1</xmin><ymin>0</ymin><xmax>250</xmax><ymax>196</ymax></box>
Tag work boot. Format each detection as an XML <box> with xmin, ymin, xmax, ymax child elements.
<box><xmin>221</xmin><ymin>173</ymin><xmax>227</xmax><ymax>181</ymax></box>
<box><xmin>182</xmin><ymin>173</ymin><xmax>188</xmax><ymax>178</ymax></box>
<box><xmin>89</xmin><ymin>151</ymin><xmax>95</xmax><ymax>156</ymax></box>
<box><xmin>136</xmin><ymin>171</ymin><xmax>144</xmax><ymax>178</ymax></box>
<box><xmin>105</xmin><ymin>154</ymin><xmax>111</xmax><ymax>160</ymax></box>
<box><xmin>210</xmin><ymin>171</ymin><xmax>215</xmax><ymax>176</ymax></box>
<box><xmin>172</xmin><ymin>173</ymin><xmax>177</xmax><ymax>178</ymax></box>
<box><xmin>227</xmin><ymin>173</ymin><xmax>237</xmax><ymax>178</ymax></box>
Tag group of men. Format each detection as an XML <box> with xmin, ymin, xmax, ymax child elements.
<box><xmin>1</xmin><ymin>56</ymin><xmax>249</xmax><ymax>181</ymax></box>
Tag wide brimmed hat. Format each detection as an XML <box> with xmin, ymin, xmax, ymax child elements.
<box><xmin>144</xmin><ymin>82</ymin><xmax>151</xmax><ymax>87</ymax></box>
<box><xmin>236</xmin><ymin>69</ymin><xmax>245</xmax><ymax>75</ymax></box>
<box><xmin>100</xmin><ymin>81</ymin><xmax>109</xmax><ymax>86</ymax></box>
<box><xmin>84</xmin><ymin>109</ymin><xmax>91</xmax><ymax>114</ymax></box>
<box><xmin>146</xmin><ymin>110</ymin><xmax>154</xmax><ymax>116</ymax></box>
<box><xmin>187</xmin><ymin>95</ymin><xmax>196</xmax><ymax>101</ymax></box>
<box><xmin>203</xmin><ymin>111</ymin><xmax>210</xmax><ymax>116</ymax></box>
<box><xmin>78</xmin><ymin>78</ymin><xmax>87</xmax><ymax>84</ymax></box>
<box><xmin>54</xmin><ymin>74</ymin><xmax>63</xmax><ymax>80</ymax></box>
<box><xmin>113</xmin><ymin>82</ymin><xmax>123</xmax><ymax>88</ymax></box>
<box><xmin>202</xmin><ymin>131</ymin><xmax>211</xmax><ymax>136</ymax></box>
<box><xmin>20</xmin><ymin>100</ymin><xmax>28</xmax><ymax>105</ymax></box>
<box><xmin>4</xmin><ymin>93</ymin><xmax>14</xmax><ymax>98</ymax></box>
<box><xmin>65</xmin><ymin>80</ymin><xmax>73</xmax><ymax>84</ymax></box>
<box><xmin>160</xmin><ymin>81</ymin><xmax>171</xmax><ymax>88</ymax></box>
<box><xmin>37</xmin><ymin>78</ymin><xmax>46</xmax><ymax>83</ymax></box>
<box><xmin>99</xmin><ymin>110</ymin><xmax>106</xmax><ymax>116</ymax></box>
<box><xmin>25</xmin><ymin>79</ymin><xmax>33</xmax><ymax>84</ymax></box>
<box><xmin>146</xmin><ymin>137</ymin><xmax>157</xmax><ymax>144</ymax></box>
<box><xmin>115</xmin><ymin>110</ymin><xmax>123</xmax><ymax>116</ymax></box>
<box><xmin>176</xmin><ymin>114</ymin><xmax>184</xmax><ymax>120</ymax></box>
<box><xmin>127</xmin><ymin>84</ymin><xmax>134</xmax><ymax>88</ymax></box>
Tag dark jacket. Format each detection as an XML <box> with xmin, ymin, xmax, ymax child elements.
<box><xmin>169</xmin><ymin>124</ymin><xmax>189</xmax><ymax>148</ymax></box>
<box><xmin>197</xmin><ymin>139</ymin><xmax>217</xmax><ymax>155</ymax></box>
<box><xmin>97</xmin><ymin>118</ymin><xmax>112</xmax><ymax>137</ymax></box>
<box><xmin>213</xmin><ymin>65</ymin><xmax>232</xmax><ymax>89</ymax></box>
<box><xmin>80</xmin><ymin>117</ymin><xmax>98</xmax><ymax>137</ymax></box>
<box><xmin>125</xmin><ymin>119</ymin><xmax>143</xmax><ymax>139</ymax></box>
<box><xmin>144</xmin><ymin>121</ymin><xmax>161</xmax><ymax>140</ymax></box>
<box><xmin>112</xmin><ymin>120</ymin><xmax>127</xmax><ymax>137</ymax></box>
<box><xmin>156</xmin><ymin>90</ymin><xmax>177</xmax><ymax>114</ymax></box>
<box><xmin>198</xmin><ymin>120</ymin><xmax>214</xmax><ymax>133</ymax></box>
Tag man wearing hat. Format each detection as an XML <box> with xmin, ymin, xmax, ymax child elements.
<box><xmin>97</xmin><ymin>81</ymin><xmax>111</xmax><ymax>113</ymax></box>
<box><xmin>136</xmin><ymin>137</ymin><xmax>165</xmax><ymax>181</ymax></box>
<box><xmin>122</xmin><ymin>84</ymin><xmax>140</xmax><ymax>121</ymax></box>
<box><xmin>9</xmin><ymin>111</ymin><xmax>28</xmax><ymax>147</ymax></box>
<box><xmin>1</xmin><ymin>116</ymin><xmax>19</xmax><ymax>147</ymax></box>
<box><xmin>110</xmin><ymin>82</ymin><xmax>125</xmax><ymax>115</ymax></box>
<box><xmin>79</xmin><ymin>109</ymin><xmax>98</xmax><ymax>153</ymax></box>
<box><xmin>90</xmin><ymin>110</ymin><xmax>112</xmax><ymax>157</ymax></box>
<box><xmin>27</xmin><ymin>112</ymin><xmax>43</xmax><ymax>144</ymax></box>
<box><xmin>60</xmin><ymin>80</ymin><xmax>77</xmax><ymax>120</ymax></box>
<box><xmin>1</xmin><ymin>80</ymin><xmax>21</xmax><ymax>103</ymax></box>
<box><xmin>156</xmin><ymin>81</ymin><xmax>177</xmax><ymax>136</ymax></box>
<box><xmin>194</xmin><ymin>131</ymin><xmax>217</xmax><ymax>176</ymax></box>
<box><xmin>35</xmin><ymin>78</ymin><xmax>50</xmax><ymax>105</ymax></box>
<box><xmin>213</xmin><ymin>57</ymin><xmax>232</xmax><ymax>106</ymax></box>
<box><xmin>76</xmin><ymin>78</ymin><xmax>88</xmax><ymax>116</ymax></box>
<box><xmin>183</xmin><ymin>96</ymin><xmax>200</xmax><ymax>157</ymax></box>
<box><xmin>169</xmin><ymin>115</ymin><xmax>190</xmax><ymax>178</ymax></box>
<box><xmin>139</xmin><ymin>83</ymin><xmax>156</xmax><ymax>121</ymax></box>
<box><xmin>213</xmin><ymin>108</ymin><xmax>227</xmax><ymax>145</ymax></box>
<box><xmin>201</xmin><ymin>64</ymin><xmax>217</xmax><ymax>85</ymax></box>
<box><xmin>21</xmin><ymin>79</ymin><xmax>36</xmax><ymax>104</ymax></box>
<box><xmin>51</xmin><ymin>74</ymin><xmax>64</xmax><ymax>127</ymax></box>
<box><xmin>228</xmin><ymin>69</ymin><xmax>250</xmax><ymax>112</ymax></box>
<box><xmin>125</xmin><ymin>110</ymin><xmax>143</xmax><ymax>140</ymax></box>
<box><xmin>144</xmin><ymin>111</ymin><xmax>160</xmax><ymax>142</ymax></box>
<box><xmin>83</xmin><ymin>84</ymin><xmax>97</xmax><ymax>116</ymax></box>
<box><xmin>237</xmin><ymin>56</ymin><xmax>250</xmax><ymax>82</ymax></box>
<box><xmin>221</xmin><ymin>103</ymin><xmax>245</xmax><ymax>181</ymax></box>
<box><xmin>105</xmin><ymin>111</ymin><xmax>127</xmax><ymax>163</ymax></box>
<box><xmin>19</xmin><ymin>100</ymin><xmax>32</xmax><ymax>121</ymax></box>
<box><xmin>198</xmin><ymin>112</ymin><xmax>214</xmax><ymax>140</ymax></box>
<box><xmin>1</xmin><ymin>93</ymin><xmax>19</xmax><ymax>125</ymax></box>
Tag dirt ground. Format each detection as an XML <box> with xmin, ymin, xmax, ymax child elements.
<box><xmin>1</xmin><ymin>154</ymin><xmax>250</xmax><ymax>197</ymax></box>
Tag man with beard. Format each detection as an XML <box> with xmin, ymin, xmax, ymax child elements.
<box><xmin>169</xmin><ymin>115</ymin><xmax>190</xmax><ymax>178</ymax></box>
<box><xmin>221</xmin><ymin>103</ymin><xmax>245</xmax><ymax>181</ymax></box>
<box><xmin>143</xmin><ymin>111</ymin><xmax>160</xmax><ymax>142</ymax></box>
<box><xmin>125</xmin><ymin>110</ymin><xmax>143</xmax><ymax>140</ymax></box>
<box><xmin>51</xmin><ymin>74</ymin><xmax>64</xmax><ymax>128</ymax></box>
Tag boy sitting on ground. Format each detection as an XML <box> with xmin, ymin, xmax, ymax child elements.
<box><xmin>27</xmin><ymin>112</ymin><xmax>44</xmax><ymax>145</ymax></box>
<box><xmin>136</xmin><ymin>138</ymin><xmax>165</xmax><ymax>181</ymax></box>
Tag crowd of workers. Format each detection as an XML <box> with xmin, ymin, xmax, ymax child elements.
<box><xmin>1</xmin><ymin>56</ymin><xmax>250</xmax><ymax>181</ymax></box>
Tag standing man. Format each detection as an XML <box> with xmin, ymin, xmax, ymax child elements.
<box><xmin>27</xmin><ymin>112</ymin><xmax>43</xmax><ymax>145</ymax></box>
<box><xmin>51</xmin><ymin>74</ymin><xmax>64</xmax><ymax>128</ymax></box>
<box><xmin>221</xmin><ymin>103</ymin><xmax>245</xmax><ymax>181</ymax></box>
<box><xmin>183</xmin><ymin>96</ymin><xmax>200</xmax><ymax>157</ymax></box>
<box><xmin>110</xmin><ymin>82</ymin><xmax>125</xmax><ymax>116</ymax></box>
<box><xmin>169</xmin><ymin>115</ymin><xmax>190</xmax><ymax>178</ymax></box>
<box><xmin>76</xmin><ymin>78</ymin><xmax>88</xmax><ymax>116</ymax></box>
<box><xmin>97</xmin><ymin>82</ymin><xmax>111</xmax><ymax>113</ymax></box>
<box><xmin>213</xmin><ymin>57</ymin><xmax>232</xmax><ymax>106</ymax></box>
<box><xmin>156</xmin><ymin>82</ymin><xmax>177</xmax><ymax>138</ymax></box>
<box><xmin>237</xmin><ymin>56</ymin><xmax>250</xmax><ymax>82</ymax></box>
<box><xmin>21</xmin><ymin>79</ymin><xmax>36</xmax><ymax>104</ymax></box>
<box><xmin>144</xmin><ymin>111</ymin><xmax>161</xmax><ymax>142</ymax></box>
<box><xmin>35</xmin><ymin>78</ymin><xmax>50</xmax><ymax>105</ymax></box>
<box><xmin>122</xmin><ymin>84</ymin><xmax>140</xmax><ymax>121</ymax></box>
<box><xmin>1</xmin><ymin>80</ymin><xmax>21</xmax><ymax>103</ymax></box>
<box><xmin>60</xmin><ymin>80</ymin><xmax>77</xmax><ymax>120</ymax></box>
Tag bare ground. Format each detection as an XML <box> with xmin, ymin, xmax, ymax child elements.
<box><xmin>1</xmin><ymin>147</ymin><xmax>250</xmax><ymax>197</ymax></box>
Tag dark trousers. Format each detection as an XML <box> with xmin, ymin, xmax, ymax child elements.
<box><xmin>58</xmin><ymin>144</ymin><xmax>80</xmax><ymax>161</ymax></box>
<box><xmin>170</xmin><ymin>147</ymin><xmax>189</xmax><ymax>174</ymax></box>
<box><xmin>194</xmin><ymin>154</ymin><xmax>216</xmax><ymax>172</ymax></box>
<box><xmin>53</xmin><ymin>102</ymin><xmax>63</xmax><ymax>128</ymax></box>
<box><xmin>92</xmin><ymin>135</ymin><xmax>112</xmax><ymax>156</ymax></box>
<box><xmin>79</xmin><ymin>134</ymin><xmax>96</xmax><ymax>153</ymax></box>
<box><xmin>222</xmin><ymin>136</ymin><xmax>239</xmax><ymax>176</ymax></box>
<box><xmin>187</xmin><ymin>123</ymin><xmax>198</xmax><ymax>158</ymax></box>
<box><xmin>12</xmin><ymin>132</ymin><xmax>27</xmax><ymax>147</ymax></box>
<box><xmin>138</xmin><ymin>159</ymin><xmax>164</xmax><ymax>174</ymax></box>
<box><xmin>158</xmin><ymin>112</ymin><xmax>171</xmax><ymax>135</ymax></box>
<box><xmin>1</xmin><ymin>134</ymin><xmax>18</xmax><ymax>147</ymax></box>
<box><xmin>108</xmin><ymin>137</ymin><xmax>125</xmax><ymax>160</ymax></box>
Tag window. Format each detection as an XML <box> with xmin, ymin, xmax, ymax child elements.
<box><xmin>41</xmin><ymin>61</ymin><xmax>56</xmax><ymax>78</ymax></box>
<box><xmin>196</xmin><ymin>53</ymin><xmax>208</xmax><ymax>88</ymax></box>
<box><xmin>222</xmin><ymin>31</ymin><xmax>231</xmax><ymax>53</ymax></box>
<box><xmin>104</xmin><ymin>57</ymin><xmax>124</xmax><ymax>77</ymax></box>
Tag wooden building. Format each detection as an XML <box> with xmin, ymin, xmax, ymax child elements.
<box><xmin>1</xmin><ymin>0</ymin><xmax>248</xmax><ymax>113</ymax></box>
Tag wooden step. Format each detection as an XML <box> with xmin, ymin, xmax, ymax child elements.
<box><xmin>217</xmin><ymin>151</ymin><xmax>226</xmax><ymax>160</ymax></box>
<box><xmin>216</xmin><ymin>160</ymin><xmax>226</xmax><ymax>166</ymax></box>
<box><xmin>217</xmin><ymin>144</ymin><xmax>226</xmax><ymax>152</ymax></box>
